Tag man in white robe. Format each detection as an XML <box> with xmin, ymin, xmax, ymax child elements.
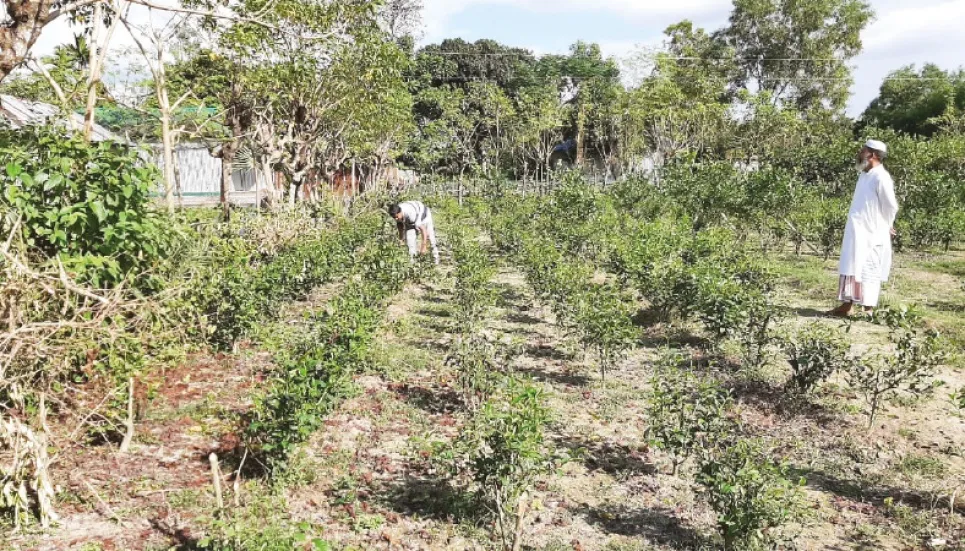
<box><xmin>830</xmin><ymin>140</ymin><xmax>899</xmax><ymax>317</ymax></box>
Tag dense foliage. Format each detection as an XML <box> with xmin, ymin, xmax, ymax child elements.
<box><xmin>0</xmin><ymin>126</ymin><xmax>169</xmax><ymax>287</ymax></box>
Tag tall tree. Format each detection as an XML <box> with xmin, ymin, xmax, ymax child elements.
<box><xmin>860</xmin><ymin>64</ymin><xmax>965</xmax><ymax>137</ymax></box>
<box><xmin>414</xmin><ymin>38</ymin><xmax>536</xmax><ymax>95</ymax></box>
<box><xmin>718</xmin><ymin>0</ymin><xmax>873</xmax><ymax>112</ymax></box>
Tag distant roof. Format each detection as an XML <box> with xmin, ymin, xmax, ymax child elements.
<box><xmin>0</xmin><ymin>94</ymin><xmax>119</xmax><ymax>142</ymax></box>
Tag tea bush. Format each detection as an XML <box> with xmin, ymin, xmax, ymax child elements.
<box><xmin>187</xmin><ymin>213</ymin><xmax>378</xmax><ymax>350</ymax></box>
<box><xmin>697</xmin><ymin>439</ymin><xmax>806</xmax><ymax>550</ymax></box>
<box><xmin>449</xmin><ymin>227</ymin><xmax>498</xmax><ymax>335</ymax></box>
<box><xmin>646</xmin><ymin>364</ymin><xmax>736</xmax><ymax>475</ymax></box>
<box><xmin>847</xmin><ymin>327</ymin><xmax>944</xmax><ymax>429</ymax></box>
<box><xmin>437</xmin><ymin>378</ymin><xmax>556</xmax><ymax>551</ymax></box>
<box><xmin>783</xmin><ymin>323</ymin><xmax>851</xmax><ymax>394</ymax></box>
<box><xmin>246</xmin><ymin>238</ymin><xmax>411</xmax><ymax>471</ymax></box>
<box><xmin>0</xmin><ymin>125</ymin><xmax>171</xmax><ymax>288</ymax></box>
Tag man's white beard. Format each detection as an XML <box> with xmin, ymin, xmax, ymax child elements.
<box><xmin>856</xmin><ymin>159</ymin><xmax>870</xmax><ymax>173</ymax></box>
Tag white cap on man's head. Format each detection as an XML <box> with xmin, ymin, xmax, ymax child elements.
<box><xmin>865</xmin><ymin>139</ymin><xmax>887</xmax><ymax>153</ymax></box>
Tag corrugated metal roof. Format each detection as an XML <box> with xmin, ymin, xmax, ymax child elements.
<box><xmin>0</xmin><ymin>94</ymin><xmax>119</xmax><ymax>142</ymax></box>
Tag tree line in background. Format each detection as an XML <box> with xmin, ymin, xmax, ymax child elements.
<box><xmin>2</xmin><ymin>0</ymin><xmax>965</xmax><ymax>212</ymax></box>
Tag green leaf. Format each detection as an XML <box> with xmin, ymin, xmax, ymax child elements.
<box><xmin>91</xmin><ymin>201</ymin><xmax>108</xmax><ymax>223</ymax></box>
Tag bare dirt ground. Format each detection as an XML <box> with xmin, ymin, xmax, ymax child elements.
<box><xmin>5</xmin><ymin>246</ymin><xmax>965</xmax><ymax>551</ymax></box>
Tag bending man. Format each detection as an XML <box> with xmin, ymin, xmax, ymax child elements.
<box><xmin>830</xmin><ymin>139</ymin><xmax>899</xmax><ymax>317</ymax></box>
<box><xmin>389</xmin><ymin>201</ymin><xmax>440</xmax><ymax>265</ymax></box>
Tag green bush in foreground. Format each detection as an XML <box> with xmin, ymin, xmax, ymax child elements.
<box><xmin>0</xmin><ymin>125</ymin><xmax>170</xmax><ymax>288</ymax></box>
<box><xmin>438</xmin><ymin>378</ymin><xmax>556</xmax><ymax>551</ymax></box>
<box><xmin>783</xmin><ymin>323</ymin><xmax>851</xmax><ymax>395</ymax></box>
<box><xmin>646</xmin><ymin>364</ymin><xmax>735</xmax><ymax>475</ymax></box>
<box><xmin>697</xmin><ymin>439</ymin><xmax>805</xmax><ymax>551</ymax></box>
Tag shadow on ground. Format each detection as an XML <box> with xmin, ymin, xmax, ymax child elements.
<box><xmin>790</xmin><ymin>306</ymin><xmax>833</xmax><ymax>319</ymax></box>
<box><xmin>524</xmin><ymin>343</ymin><xmax>575</xmax><ymax>362</ymax></box>
<box><xmin>505</xmin><ymin>311</ymin><xmax>545</xmax><ymax>326</ymax></box>
<box><xmin>554</xmin><ymin>434</ymin><xmax>656</xmax><ymax>476</ymax></box>
<box><xmin>519</xmin><ymin>365</ymin><xmax>592</xmax><ymax>387</ymax></box>
<box><xmin>378</xmin><ymin>474</ymin><xmax>480</xmax><ymax>524</ymax></box>
<box><xmin>390</xmin><ymin>381</ymin><xmax>463</xmax><ymax>414</ymax></box>
<box><xmin>790</xmin><ymin>466</ymin><xmax>962</xmax><ymax>514</ymax></box>
<box><xmin>576</xmin><ymin>502</ymin><xmax>707</xmax><ymax>548</ymax></box>
<box><xmin>724</xmin><ymin>378</ymin><xmax>842</xmax><ymax>425</ymax></box>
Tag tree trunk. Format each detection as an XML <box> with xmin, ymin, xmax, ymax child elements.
<box><xmin>220</xmin><ymin>141</ymin><xmax>236</xmax><ymax>222</ymax></box>
<box><xmin>83</xmin><ymin>0</ymin><xmax>104</xmax><ymax>141</ymax></box>
<box><xmin>0</xmin><ymin>0</ymin><xmax>57</xmax><ymax>84</ymax></box>
<box><xmin>159</xmin><ymin>110</ymin><xmax>177</xmax><ymax>212</ymax></box>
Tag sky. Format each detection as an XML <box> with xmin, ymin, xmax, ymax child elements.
<box><xmin>28</xmin><ymin>0</ymin><xmax>965</xmax><ymax>117</ymax></box>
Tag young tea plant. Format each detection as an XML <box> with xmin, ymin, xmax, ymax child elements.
<box><xmin>446</xmin><ymin>332</ymin><xmax>518</xmax><ymax>410</ymax></box>
<box><xmin>782</xmin><ymin>323</ymin><xmax>851</xmax><ymax>395</ymax></box>
<box><xmin>697</xmin><ymin>439</ymin><xmax>806</xmax><ymax>551</ymax></box>
<box><xmin>450</xmin><ymin>228</ymin><xmax>498</xmax><ymax>335</ymax></box>
<box><xmin>847</xmin><ymin>328</ymin><xmax>944</xmax><ymax>429</ymax></box>
<box><xmin>645</xmin><ymin>360</ymin><xmax>736</xmax><ymax>475</ymax></box>
<box><xmin>437</xmin><ymin>378</ymin><xmax>556</xmax><ymax>551</ymax></box>
<box><xmin>575</xmin><ymin>283</ymin><xmax>637</xmax><ymax>385</ymax></box>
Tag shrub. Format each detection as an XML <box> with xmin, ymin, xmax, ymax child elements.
<box><xmin>574</xmin><ymin>283</ymin><xmax>637</xmax><ymax>384</ymax></box>
<box><xmin>0</xmin><ymin>125</ymin><xmax>170</xmax><ymax>288</ymax></box>
<box><xmin>197</xmin><ymin>494</ymin><xmax>331</xmax><ymax>550</ymax></box>
<box><xmin>438</xmin><ymin>378</ymin><xmax>556</xmax><ymax>551</ymax></box>
<box><xmin>645</xmin><ymin>363</ymin><xmax>736</xmax><ymax>475</ymax></box>
<box><xmin>447</xmin><ymin>332</ymin><xmax>517</xmax><ymax>410</ymax></box>
<box><xmin>697</xmin><ymin>439</ymin><xmax>805</xmax><ymax>551</ymax></box>
<box><xmin>450</xmin><ymin>227</ymin><xmax>498</xmax><ymax>335</ymax></box>
<box><xmin>783</xmin><ymin>323</ymin><xmax>851</xmax><ymax>394</ymax></box>
<box><xmin>246</xmin><ymin>238</ymin><xmax>411</xmax><ymax>470</ymax></box>
<box><xmin>847</xmin><ymin>328</ymin><xmax>944</xmax><ymax>429</ymax></box>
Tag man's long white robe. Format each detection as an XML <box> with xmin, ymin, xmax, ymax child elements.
<box><xmin>838</xmin><ymin>164</ymin><xmax>899</xmax><ymax>306</ymax></box>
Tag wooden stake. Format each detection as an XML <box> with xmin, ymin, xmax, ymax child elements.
<box><xmin>209</xmin><ymin>453</ymin><xmax>224</xmax><ymax>510</ymax></box>
<box><xmin>118</xmin><ymin>377</ymin><xmax>135</xmax><ymax>454</ymax></box>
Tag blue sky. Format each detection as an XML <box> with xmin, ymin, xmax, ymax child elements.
<box><xmin>421</xmin><ymin>0</ymin><xmax>965</xmax><ymax>116</ymax></box>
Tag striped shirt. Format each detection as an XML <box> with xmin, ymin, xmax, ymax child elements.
<box><xmin>399</xmin><ymin>201</ymin><xmax>430</xmax><ymax>229</ymax></box>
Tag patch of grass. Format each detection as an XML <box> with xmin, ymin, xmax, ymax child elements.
<box><xmin>896</xmin><ymin>454</ymin><xmax>947</xmax><ymax>479</ymax></box>
<box><xmin>849</xmin><ymin>522</ymin><xmax>884</xmax><ymax>549</ymax></box>
<box><xmin>919</xmin><ymin>257</ymin><xmax>965</xmax><ymax>279</ymax></box>
<box><xmin>883</xmin><ymin>497</ymin><xmax>938</xmax><ymax>541</ymax></box>
<box><xmin>352</xmin><ymin>513</ymin><xmax>385</xmax><ymax>533</ymax></box>
<box><xmin>770</xmin><ymin>254</ymin><xmax>833</xmax><ymax>296</ymax></box>
<box><xmin>273</xmin><ymin>449</ymin><xmax>321</xmax><ymax>488</ymax></box>
<box><xmin>169</xmin><ymin>488</ymin><xmax>205</xmax><ymax>510</ymax></box>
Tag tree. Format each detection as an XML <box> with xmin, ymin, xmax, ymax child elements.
<box><xmin>414</xmin><ymin>38</ymin><xmax>537</xmax><ymax>96</ymax></box>
<box><xmin>622</xmin><ymin>23</ymin><xmax>734</xmax><ymax>163</ymax></box>
<box><xmin>377</xmin><ymin>0</ymin><xmax>421</xmax><ymax>41</ymax></box>
<box><xmin>0</xmin><ymin>37</ymin><xmax>91</xmax><ymax>108</ymax></box>
<box><xmin>718</xmin><ymin>0</ymin><xmax>873</xmax><ymax>113</ymax></box>
<box><xmin>544</xmin><ymin>41</ymin><xmax>621</xmax><ymax>167</ymax></box>
<box><xmin>508</xmin><ymin>82</ymin><xmax>563</xmax><ymax>181</ymax></box>
<box><xmin>0</xmin><ymin>0</ymin><xmax>80</xmax><ymax>82</ymax></box>
<box><xmin>120</xmin><ymin>13</ymin><xmax>206</xmax><ymax>212</ymax></box>
<box><xmin>860</xmin><ymin>64</ymin><xmax>965</xmax><ymax>137</ymax></box>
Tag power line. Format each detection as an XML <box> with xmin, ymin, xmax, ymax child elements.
<box><xmin>411</xmin><ymin>75</ymin><xmax>955</xmax><ymax>83</ymax></box>
<box><xmin>421</xmin><ymin>51</ymin><xmax>852</xmax><ymax>62</ymax></box>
